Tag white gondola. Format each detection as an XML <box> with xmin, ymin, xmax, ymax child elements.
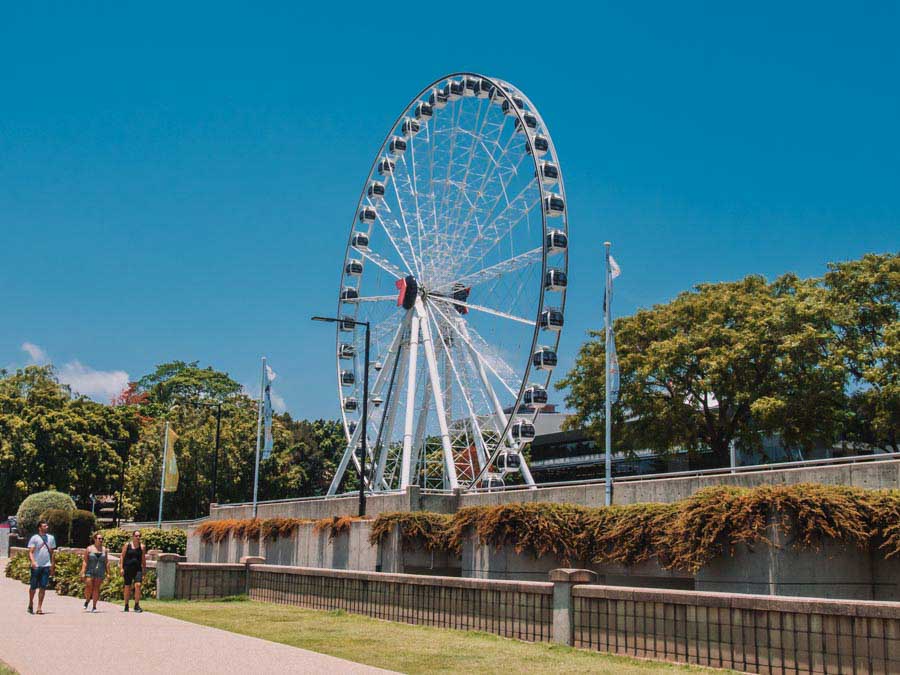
<box><xmin>446</xmin><ymin>79</ymin><xmax>463</xmax><ymax>100</ymax></box>
<box><xmin>428</xmin><ymin>87</ymin><xmax>448</xmax><ymax>109</ymax></box>
<box><xmin>490</xmin><ymin>84</ymin><xmax>510</xmax><ymax>105</ymax></box>
<box><xmin>523</xmin><ymin>383</ymin><xmax>548</xmax><ymax>409</ymax></box>
<box><xmin>546</xmin><ymin>229</ymin><xmax>568</xmax><ymax>254</ymax></box>
<box><xmin>340</xmin><ymin>287</ymin><xmax>359</xmax><ymax>302</ymax></box>
<box><xmin>537</xmin><ymin>161</ymin><xmax>559</xmax><ymax>185</ymax></box>
<box><xmin>343</xmin><ymin>397</ymin><xmax>358</xmax><ymax>412</ymax></box>
<box><xmin>501</xmin><ymin>96</ymin><xmax>524</xmax><ymax>115</ymax></box>
<box><xmin>367</xmin><ymin>181</ymin><xmax>385</xmax><ymax>200</ymax></box>
<box><xmin>372</xmin><ymin>395</ymin><xmax>384</xmax><ymax>408</ymax></box>
<box><xmin>414</xmin><ymin>102</ymin><xmax>433</xmax><ymax>119</ymax></box>
<box><xmin>351</xmin><ymin>232</ymin><xmax>370</xmax><ymax>251</ymax></box>
<box><xmin>373</xmin><ymin>361</ymin><xmax>383</xmax><ymax>371</ymax></box>
<box><xmin>512</xmin><ymin>418</ymin><xmax>536</xmax><ymax>442</ymax></box>
<box><xmin>389</xmin><ymin>136</ymin><xmax>407</xmax><ymax>155</ymax></box>
<box><xmin>475</xmin><ymin>78</ymin><xmax>492</xmax><ymax>98</ymax></box>
<box><xmin>340</xmin><ymin>370</ymin><xmax>355</xmax><ymax>386</ymax></box>
<box><xmin>481</xmin><ymin>474</ymin><xmax>505</xmax><ymax>490</ymax></box>
<box><xmin>339</xmin><ymin>315</ymin><xmax>356</xmax><ymax>332</ymax></box>
<box><xmin>358</xmin><ymin>207</ymin><xmax>377</xmax><ymax>224</ymax></box>
<box><xmin>543</xmin><ymin>194</ymin><xmax>565</xmax><ymax>217</ymax></box>
<box><xmin>532</xmin><ymin>346</ymin><xmax>558</xmax><ymax>370</ymax></box>
<box><xmin>545</xmin><ymin>268</ymin><xmax>567</xmax><ymax>291</ymax></box>
<box><xmin>345</xmin><ymin>259</ymin><xmax>364</xmax><ymax>276</ymax></box>
<box><xmin>496</xmin><ymin>451</ymin><xmax>522</xmax><ymax>471</ymax></box>
<box><xmin>378</xmin><ymin>158</ymin><xmax>395</xmax><ymax>175</ymax></box>
<box><xmin>526</xmin><ymin>135</ymin><xmax>549</xmax><ymax>157</ymax></box>
<box><xmin>462</xmin><ymin>76</ymin><xmax>479</xmax><ymax>97</ymax></box>
<box><xmin>401</xmin><ymin>118</ymin><xmax>420</xmax><ymax>138</ymax></box>
<box><xmin>338</xmin><ymin>344</ymin><xmax>356</xmax><ymax>359</ymax></box>
<box><xmin>515</xmin><ymin>112</ymin><xmax>538</xmax><ymax>134</ymax></box>
<box><xmin>539</xmin><ymin>307</ymin><xmax>564</xmax><ymax>331</ymax></box>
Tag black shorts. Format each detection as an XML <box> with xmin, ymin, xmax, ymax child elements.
<box><xmin>123</xmin><ymin>567</ymin><xmax>143</xmax><ymax>586</ymax></box>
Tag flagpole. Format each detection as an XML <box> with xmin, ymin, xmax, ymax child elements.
<box><xmin>252</xmin><ymin>357</ymin><xmax>265</xmax><ymax>518</ymax></box>
<box><xmin>158</xmin><ymin>420</ymin><xmax>169</xmax><ymax>528</ymax></box>
<box><xmin>604</xmin><ymin>242</ymin><xmax>613</xmax><ymax>507</ymax></box>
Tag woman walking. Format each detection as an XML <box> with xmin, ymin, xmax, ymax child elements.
<box><xmin>81</xmin><ymin>533</ymin><xmax>109</xmax><ymax>612</ymax></box>
<box><xmin>120</xmin><ymin>530</ymin><xmax>146</xmax><ymax>613</ymax></box>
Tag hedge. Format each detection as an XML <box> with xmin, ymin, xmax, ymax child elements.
<box><xmin>4</xmin><ymin>552</ymin><xmax>157</xmax><ymax>601</ymax></box>
<box><xmin>188</xmin><ymin>484</ymin><xmax>900</xmax><ymax>573</ymax></box>
<box><xmin>16</xmin><ymin>491</ymin><xmax>76</xmax><ymax>536</ymax></box>
<box><xmin>98</xmin><ymin>528</ymin><xmax>187</xmax><ymax>555</ymax></box>
<box><xmin>70</xmin><ymin>510</ymin><xmax>97</xmax><ymax>548</ymax></box>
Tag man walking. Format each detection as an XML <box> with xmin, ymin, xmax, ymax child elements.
<box><xmin>27</xmin><ymin>519</ymin><xmax>56</xmax><ymax>615</ymax></box>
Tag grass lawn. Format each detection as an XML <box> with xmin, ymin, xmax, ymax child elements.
<box><xmin>141</xmin><ymin>597</ymin><xmax>727</xmax><ymax>674</ymax></box>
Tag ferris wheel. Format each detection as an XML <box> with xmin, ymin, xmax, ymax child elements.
<box><xmin>326</xmin><ymin>73</ymin><xmax>569</xmax><ymax>494</ymax></box>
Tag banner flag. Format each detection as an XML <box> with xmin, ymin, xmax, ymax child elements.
<box><xmin>163</xmin><ymin>426</ymin><xmax>179</xmax><ymax>492</ymax></box>
<box><xmin>609</xmin><ymin>254</ymin><xmax>622</xmax><ymax>279</ymax></box>
<box><xmin>608</xmin><ymin>330</ymin><xmax>620</xmax><ymax>405</ymax></box>
<box><xmin>262</xmin><ymin>364</ymin><xmax>277</xmax><ymax>460</ymax></box>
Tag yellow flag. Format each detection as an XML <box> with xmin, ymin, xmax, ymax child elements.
<box><xmin>163</xmin><ymin>425</ymin><xmax>179</xmax><ymax>492</ymax></box>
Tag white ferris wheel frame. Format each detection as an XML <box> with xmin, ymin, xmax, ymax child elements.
<box><xmin>327</xmin><ymin>72</ymin><xmax>569</xmax><ymax>494</ymax></box>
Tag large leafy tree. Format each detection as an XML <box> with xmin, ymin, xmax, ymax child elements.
<box><xmin>558</xmin><ymin>273</ymin><xmax>846</xmax><ymax>463</ymax></box>
<box><xmin>825</xmin><ymin>252</ymin><xmax>899</xmax><ymax>451</ymax></box>
<box><xmin>0</xmin><ymin>366</ymin><xmax>139</xmax><ymax>516</ymax></box>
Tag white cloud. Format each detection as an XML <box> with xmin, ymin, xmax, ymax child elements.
<box><xmin>58</xmin><ymin>360</ymin><xmax>130</xmax><ymax>402</ymax></box>
<box><xmin>21</xmin><ymin>342</ymin><xmax>49</xmax><ymax>365</ymax></box>
<box><xmin>270</xmin><ymin>391</ymin><xmax>287</xmax><ymax>413</ymax></box>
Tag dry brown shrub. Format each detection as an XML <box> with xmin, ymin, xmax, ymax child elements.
<box><xmin>586</xmin><ymin>502</ymin><xmax>677</xmax><ymax>567</ymax></box>
<box><xmin>314</xmin><ymin>515</ymin><xmax>367</xmax><ymax>540</ymax></box>
<box><xmin>260</xmin><ymin>517</ymin><xmax>308</xmax><ymax>540</ymax></box>
<box><xmin>865</xmin><ymin>490</ymin><xmax>900</xmax><ymax>559</ymax></box>
<box><xmin>369</xmin><ymin>512</ymin><xmax>455</xmax><ymax>552</ymax></box>
<box><xmin>195</xmin><ymin>519</ymin><xmax>249</xmax><ymax>543</ymax></box>
<box><xmin>448</xmin><ymin>503</ymin><xmax>591</xmax><ymax>565</ymax></box>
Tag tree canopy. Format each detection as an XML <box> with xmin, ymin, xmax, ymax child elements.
<box><xmin>558</xmin><ymin>252</ymin><xmax>899</xmax><ymax>461</ymax></box>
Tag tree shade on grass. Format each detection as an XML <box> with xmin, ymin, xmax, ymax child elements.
<box><xmin>141</xmin><ymin>598</ymin><xmax>720</xmax><ymax>674</ymax></box>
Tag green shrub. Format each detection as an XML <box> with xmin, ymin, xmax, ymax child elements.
<box><xmin>16</xmin><ymin>490</ymin><xmax>76</xmax><ymax>536</ymax></box>
<box><xmin>98</xmin><ymin>528</ymin><xmax>187</xmax><ymax>555</ymax></box>
<box><xmin>3</xmin><ymin>552</ymin><xmax>156</xmax><ymax>601</ymax></box>
<box><xmin>40</xmin><ymin>508</ymin><xmax>72</xmax><ymax>547</ymax></box>
<box><xmin>70</xmin><ymin>510</ymin><xmax>97</xmax><ymax>548</ymax></box>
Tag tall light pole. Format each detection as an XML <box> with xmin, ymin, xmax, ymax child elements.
<box><xmin>313</xmin><ymin>315</ymin><xmax>369</xmax><ymax>517</ymax></box>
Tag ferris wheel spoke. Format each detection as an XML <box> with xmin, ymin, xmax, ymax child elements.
<box><xmin>375</xmin><ymin>213</ymin><xmax>417</xmax><ymax>276</ymax></box>
<box><xmin>427</xmin><ymin>300</ymin><xmax>518</xmax><ymax>399</ymax></box>
<box><xmin>432</xmin><ymin>297</ymin><xmax>533</xmax><ymax>326</ymax></box>
<box><xmin>389</xmin><ymin>157</ymin><xmax>423</xmax><ymax>278</ymax></box>
<box><xmin>356</xmin><ymin>249</ymin><xmax>404</xmax><ymax>280</ymax></box>
<box><xmin>434</xmin><ymin>246</ymin><xmax>542</xmax><ymax>292</ymax></box>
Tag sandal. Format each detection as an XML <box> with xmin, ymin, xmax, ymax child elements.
<box><xmin>35</xmin><ymin>609</ymin><xmax>44</xmax><ymax>615</ymax></box>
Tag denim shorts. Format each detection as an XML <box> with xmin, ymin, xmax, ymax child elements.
<box><xmin>29</xmin><ymin>566</ymin><xmax>51</xmax><ymax>590</ymax></box>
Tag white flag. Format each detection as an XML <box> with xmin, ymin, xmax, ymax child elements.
<box><xmin>609</xmin><ymin>255</ymin><xmax>621</xmax><ymax>280</ymax></box>
<box><xmin>262</xmin><ymin>364</ymin><xmax>277</xmax><ymax>460</ymax></box>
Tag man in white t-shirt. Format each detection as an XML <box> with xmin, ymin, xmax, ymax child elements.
<box><xmin>27</xmin><ymin>520</ymin><xmax>56</xmax><ymax>615</ymax></box>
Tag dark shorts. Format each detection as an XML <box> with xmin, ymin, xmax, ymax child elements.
<box><xmin>123</xmin><ymin>567</ymin><xmax>143</xmax><ymax>586</ymax></box>
<box><xmin>29</xmin><ymin>567</ymin><xmax>51</xmax><ymax>590</ymax></box>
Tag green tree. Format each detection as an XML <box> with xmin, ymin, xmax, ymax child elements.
<box><xmin>0</xmin><ymin>366</ymin><xmax>139</xmax><ymax>516</ymax></box>
<box><xmin>558</xmin><ymin>274</ymin><xmax>846</xmax><ymax>463</ymax></box>
<box><xmin>825</xmin><ymin>252</ymin><xmax>899</xmax><ymax>451</ymax></box>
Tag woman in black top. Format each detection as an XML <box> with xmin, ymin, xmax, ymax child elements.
<box><xmin>120</xmin><ymin>530</ymin><xmax>146</xmax><ymax>612</ymax></box>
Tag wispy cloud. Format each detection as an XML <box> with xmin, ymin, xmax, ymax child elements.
<box><xmin>58</xmin><ymin>361</ymin><xmax>130</xmax><ymax>402</ymax></box>
<box><xmin>20</xmin><ymin>341</ymin><xmax>129</xmax><ymax>402</ymax></box>
<box><xmin>21</xmin><ymin>342</ymin><xmax>49</xmax><ymax>365</ymax></box>
<box><xmin>270</xmin><ymin>391</ymin><xmax>287</xmax><ymax>413</ymax></box>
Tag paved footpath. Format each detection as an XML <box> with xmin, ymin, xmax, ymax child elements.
<box><xmin>0</xmin><ymin>559</ymin><xmax>392</xmax><ymax>675</ymax></box>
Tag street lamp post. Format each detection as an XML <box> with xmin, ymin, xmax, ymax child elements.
<box><xmin>312</xmin><ymin>315</ymin><xmax>369</xmax><ymax>517</ymax></box>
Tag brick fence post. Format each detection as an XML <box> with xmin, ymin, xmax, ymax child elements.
<box><xmin>240</xmin><ymin>556</ymin><xmax>265</xmax><ymax>596</ymax></box>
<box><xmin>549</xmin><ymin>568</ymin><xmax>597</xmax><ymax>646</ymax></box>
<box><xmin>156</xmin><ymin>553</ymin><xmax>186</xmax><ymax>600</ymax></box>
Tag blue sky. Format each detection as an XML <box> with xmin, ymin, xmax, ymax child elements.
<box><xmin>2</xmin><ymin>3</ymin><xmax>898</xmax><ymax>416</ymax></box>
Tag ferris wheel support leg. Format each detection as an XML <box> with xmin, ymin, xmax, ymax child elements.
<box><xmin>375</xmin><ymin>345</ymin><xmax>407</xmax><ymax>489</ymax></box>
<box><xmin>410</xmin><ymin>377</ymin><xmax>432</xmax><ymax>487</ymax></box>
<box><xmin>416</xmin><ymin>299</ymin><xmax>459</xmax><ymax>491</ymax></box>
<box><xmin>459</xmin><ymin>321</ymin><xmax>537</xmax><ymax>490</ymax></box>
<box><xmin>400</xmin><ymin>313</ymin><xmax>421</xmax><ymax>490</ymax></box>
<box><xmin>328</xmin><ymin>315</ymin><xmax>409</xmax><ymax>496</ymax></box>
